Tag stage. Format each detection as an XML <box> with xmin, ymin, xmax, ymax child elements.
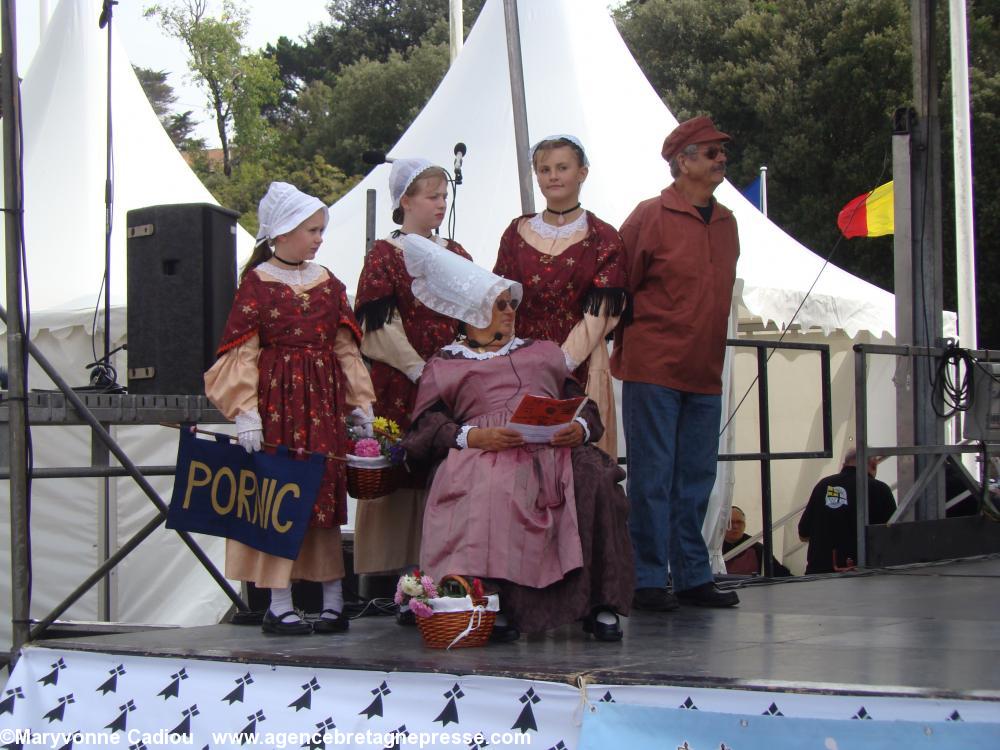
<box><xmin>2</xmin><ymin>557</ymin><xmax>999</xmax><ymax>748</ymax></box>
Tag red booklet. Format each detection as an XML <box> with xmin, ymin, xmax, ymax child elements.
<box><xmin>506</xmin><ymin>394</ymin><xmax>586</xmax><ymax>443</ymax></box>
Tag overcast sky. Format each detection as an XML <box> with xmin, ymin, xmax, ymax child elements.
<box><xmin>19</xmin><ymin>0</ymin><xmax>333</xmax><ymax>146</ymax></box>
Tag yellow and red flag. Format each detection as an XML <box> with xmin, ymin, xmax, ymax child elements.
<box><xmin>837</xmin><ymin>181</ymin><xmax>894</xmax><ymax>238</ymax></box>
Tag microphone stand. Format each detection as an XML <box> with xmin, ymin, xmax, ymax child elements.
<box><xmin>99</xmin><ymin>1</ymin><xmax>117</xmax><ymax>374</ymax></box>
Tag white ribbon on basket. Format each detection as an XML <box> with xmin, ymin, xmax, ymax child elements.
<box><xmin>447</xmin><ymin>605</ymin><xmax>486</xmax><ymax>650</ymax></box>
<box><xmin>424</xmin><ymin>594</ymin><xmax>500</xmax><ymax>650</ymax></box>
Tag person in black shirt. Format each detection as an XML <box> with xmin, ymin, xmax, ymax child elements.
<box><xmin>798</xmin><ymin>449</ymin><xmax>896</xmax><ymax>574</ymax></box>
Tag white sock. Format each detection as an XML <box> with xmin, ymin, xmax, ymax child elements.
<box><xmin>268</xmin><ymin>586</ymin><xmax>299</xmax><ymax>622</ymax></box>
<box><xmin>322</xmin><ymin>579</ymin><xmax>344</xmax><ymax>617</ymax></box>
<box><xmin>596</xmin><ymin>610</ymin><xmax>618</xmax><ymax>625</ymax></box>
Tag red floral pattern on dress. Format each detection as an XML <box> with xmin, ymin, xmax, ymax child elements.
<box><xmin>355</xmin><ymin>237</ymin><xmax>471</xmax><ymax>429</ymax></box>
<box><xmin>217</xmin><ymin>267</ymin><xmax>360</xmax><ymax>528</ymax></box>
<box><xmin>493</xmin><ymin>212</ymin><xmax>626</xmax><ymax>384</ymax></box>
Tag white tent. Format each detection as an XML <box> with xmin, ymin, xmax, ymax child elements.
<box><xmin>0</xmin><ymin>0</ymin><xmax>256</xmax><ymax>650</ymax></box>
<box><xmin>318</xmin><ymin>0</ymin><xmax>902</xmax><ymax>574</ymax></box>
<box><xmin>1</xmin><ymin>0</ymin><xmax>255</xmax><ymax>313</ymax></box>
<box><xmin>319</xmin><ymin>0</ymin><xmax>895</xmax><ymax>339</ymax></box>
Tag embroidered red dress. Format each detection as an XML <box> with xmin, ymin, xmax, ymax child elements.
<box><xmin>355</xmin><ymin>236</ymin><xmax>472</xmax><ymax>428</ymax></box>
<box><xmin>493</xmin><ymin>212</ymin><xmax>627</xmax><ymax>386</ymax></box>
<box><xmin>214</xmin><ymin>267</ymin><xmax>362</xmax><ymax>528</ymax></box>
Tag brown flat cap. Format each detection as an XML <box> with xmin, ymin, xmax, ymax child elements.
<box><xmin>661</xmin><ymin>116</ymin><xmax>732</xmax><ymax>161</ymax></box>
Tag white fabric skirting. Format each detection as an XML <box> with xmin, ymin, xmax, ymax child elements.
<box><xmin>1</xmin><ymin>647</ymin><xmax>997</xmax><ymax>750</ymax></box>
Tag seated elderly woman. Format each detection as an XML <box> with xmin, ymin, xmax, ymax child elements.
<box><xmin>399</xmin><ymin>235</ymin><xmax>634</xmax><ymax>642</ymax></box>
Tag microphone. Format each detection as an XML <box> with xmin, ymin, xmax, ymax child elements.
<box><xmin>362</xmin><ymin>151</ymin><xmax>394</xmax><ymax>165</ymax></box>
<box><xmin>98</xmin><ymin>0</ymin><xmax>117</xmax><ymax>29</ymax></box>
<box><xmin>453</xmin><ymin>142</ymin><xmax>467</xmax><ymax>185</ymax></box>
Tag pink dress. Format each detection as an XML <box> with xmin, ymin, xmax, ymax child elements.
<box><xmin>404</xmin><ymin>339</ymin><xmax>634</xmax><ymax>632</ymax></box>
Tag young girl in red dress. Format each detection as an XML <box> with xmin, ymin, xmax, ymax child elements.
<box><xmin>352</xmin><ymin>159</ymin><xmax>472</xmax><ymax>581</ymax></box>
<box><xmin>493</xmin><ymin>136</ymin><xmax>628</xmax><ymax>458</ymax></box>
<box><xmin>205</xmin><ymin>182</ymin><xmax>376</xmax><ymax>635</ymax></box>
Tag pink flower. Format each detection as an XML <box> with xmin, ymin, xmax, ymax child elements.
<box><xmin>393</xmin><ymin>589</ymin><xmax>404</xmax><ymax>605</ymax></box>
<box><xmin>352</xmin><ymin>438</ymin><xmax>381</xmax><ymax>458</ymax></box>
<box><xmin>409</xmin><ymin>599</ymin><xmax>434</xmax><ymax>618</ymax></box>
<box><xmin>420</xmin><ymin>576</ymin><xmax>438</xmax><ymax>599</ymax></box>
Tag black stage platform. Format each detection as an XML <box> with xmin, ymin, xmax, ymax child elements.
<box><xmin>36</xmin><ymin>556</ymin><xmax>1000</xmax><ymax>701</ymax></box>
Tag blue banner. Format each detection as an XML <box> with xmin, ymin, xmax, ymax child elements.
<box><xmin>167</xmin><ymin>429</ymin><xmax>325</xmax><ymax>560</ymax></box>
<box><xmin>579</xmin><ymin>703</ymin><xmax>1000</xmax><ymax>749</ymax></box>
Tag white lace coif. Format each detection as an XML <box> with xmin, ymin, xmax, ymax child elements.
<box><xmin>389</xmin><ymin>158</ymin><xmax>437</xmax><ymax>210</ymax></box>
<box><xmin>402</xmin><ymin>234</ymin><xmax>522</xmax><ymax>329</ymax></box>
<box><xmin>529</xmin><ymin>133</ymin><xmax>589</xmax><ymax>166</ymax></box>
<box><xmin>256</xmin><ymin>182</ymin><xmax>328</xmax><ymax>244</ymax></box>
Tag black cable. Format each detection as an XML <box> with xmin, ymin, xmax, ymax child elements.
<box><xmin>447</xmin><ymin>171</ymin><xmax>458</xmax><ymax>241</ymax></box>
<box><xmin>931</xmin><ymin>345</ymin><xmax>975</xmax><ymax>419</ymax></box>
<box><xmin>719</xmin><ymin>152</ymin><xmax>892</xmax><ymax>438</ymax></box>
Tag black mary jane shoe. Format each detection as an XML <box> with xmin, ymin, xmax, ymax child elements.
<box><xmin>396</xmin><ymin>607</ymin><xmax>416</xmax><ymax>627</ymax></box>
<box><xmin>583</xmin><ymin>607</ymin><xmax>623</xmax><ymax>642</ymax></box>
<box><xmin>262</xmin><ymin>609</ymin><xmax>312</xmax><ymax>635</ymax></box>
<box><xmin>312</xmin><ymin>609</ymin><xmax>350</xmax><ymax>634</ymax></box>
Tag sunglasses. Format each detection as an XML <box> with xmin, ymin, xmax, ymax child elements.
<box><xmin>698</xmin><ymin>145</ymin><xmax>727</xmax><ymax>160</ymax></box>
<box><xmin>495</xmin><ymin>298</ymin><xmax>520</xmax><ymax>312</ymax></box>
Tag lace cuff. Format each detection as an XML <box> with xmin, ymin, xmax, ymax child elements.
<box><xmin>574</xmin><ymin>416</ymin><xmax>591</xmax><ymax>443</ymax></box>
<box><xmin>456</xmin><ymin>425</ymin><xmax>475</xmax><ymax>449</ymax></box>
<box><xmin>235</xmin><ymin>408</ymin><xmax>262</xmax><ymax>432</ymax></box>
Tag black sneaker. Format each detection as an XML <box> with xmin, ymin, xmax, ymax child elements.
<box><xmin>632</xmin><ymin>587</ymin><xmax>680</xmax><ymax>612</ymax></box>
<box><xmin>676</xmin><ymin>582</ymin><xmax>739</xmax><ymax>608</ymax></box>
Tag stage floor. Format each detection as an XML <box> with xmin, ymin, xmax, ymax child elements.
<box><xmin>37</xmin><ymin>557</ymin><xmax>1000</xmax><ymax>700</ymax></box>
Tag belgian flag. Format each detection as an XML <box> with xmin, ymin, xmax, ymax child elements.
<box><xmin>837</xmin><ymin>181</ymin><xmax>894</xmax><ymax>238</ymax></box>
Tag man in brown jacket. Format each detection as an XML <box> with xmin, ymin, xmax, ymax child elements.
<box><xmin>612</xmin><ymin>116</ymin><xmax>740</xmax><ymax>611</ymax></box>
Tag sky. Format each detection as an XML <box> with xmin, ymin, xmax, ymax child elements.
<box><xmin>18</xmin><ymin>0</ymin><xmax>333</xmax><ymax>146</ymax></box>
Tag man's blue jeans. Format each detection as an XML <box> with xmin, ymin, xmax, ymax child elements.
<box><xmin>622</xmin><ymin>381</ymin><xmax>721</xmax><ymax>591</ymax></box>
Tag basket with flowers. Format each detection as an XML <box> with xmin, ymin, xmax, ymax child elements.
<box><xmin>395</xmin><ymin>572</ymin><xmax>499</xmax><ymax>649</ymax></box>
<box><xmin>346</xmin><ymin>416</ymin><xmax>406</xmax><ymax>499</ymax></box>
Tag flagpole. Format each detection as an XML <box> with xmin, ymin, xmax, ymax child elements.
<box><xmin>949</xmin><ymin>0</ymin><xmax>976</xmax><ymax>349</ymax></box>
<box><xmin>759</xmin><ymin>165</ymin><xmax>768</xmax><ymax>217</ymax></box>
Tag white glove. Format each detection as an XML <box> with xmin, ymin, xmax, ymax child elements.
<box><xmin>563</xmin><ymin>348</ymin><xmax>580</xmax><ymax>373</ymax></box>
<box><xmin>405</xmin><ymin>362</ymin><xmax>426</xmax><ymax>383</ymax></box>
<box><xmin>349</xmin><ymin>406</ymin><xmax>375</xmax><ymax>438</ymax></box>
<box><xmin>235</xmin><ymin>409</ymin><xmax>264</xmax><ymax>453</ymax></box>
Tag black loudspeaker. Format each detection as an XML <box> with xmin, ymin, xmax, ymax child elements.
<box><xmin>126</xmin><ymin>203</ymin><xmax>239</xmax><ymax>395</ymax></box>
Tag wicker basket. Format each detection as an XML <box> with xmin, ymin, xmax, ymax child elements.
<box><xmin>415</xmin><ymin>575</ymin><xmax>499</xmax><ymax>649</ymax></box>
<box><xmin>346</xmin><ymin>455</ymin><xmax>400</xmax><ymax>500</ymax></box>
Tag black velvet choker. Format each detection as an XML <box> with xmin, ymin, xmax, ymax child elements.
<box><xmin>272</xmin><ymin>254</ymin><xmax>305</xmax><ymax>267</ymax></box>
<box><xmin>544</xmin><ymin>203</ymin><xmax>582</xmax><ymax>225</ymax></box>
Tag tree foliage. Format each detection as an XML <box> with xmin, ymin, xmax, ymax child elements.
<box><xmin>615</xmin><ymin>0</ymin><xmax>999</xmax><ymax>346</ymax></box>
<box><xmin>144</xmin><ymin>0</ymin><xmax>281</xmax><ymax>174</ymax></box>
<box><xmin>133</xmin><ymin>65</ymin><xmax>205</xmax><ymax>150</ymax></box>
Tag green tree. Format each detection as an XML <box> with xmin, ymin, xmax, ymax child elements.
<box><xmin>133</xmin><ymin>65</ymin><xmax>205</xmax><ymax>150</ymax></box>
<box><xmin>281</xmin><ymin>41</ymin><xmax>451</xmax><ymax>176</ymax></box>
<box><xmin>145</xmin><ymin>0</ymin><xmax>281</xmax><ymax>175</ymax></box>
<box><xmin>265</xmin><ymin>0</ymin><xmax>483</xmax><ymax>117</ymax></box>
<box><xmin>194</xmin><ymin>155</ymin><xmax>358</xmax><ymax>237</ymax></box>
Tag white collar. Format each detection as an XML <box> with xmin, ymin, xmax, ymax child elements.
<box><xmin>442</xmin><ymin>337</ymin><xmax>525</xmax><ymax>360</ymax></box>
<box><xmin>256</xmin><ymin>261</ymin><xmax>324</xmax><ymax>286</ymax></box>
<box><xmin>527</xmin><ymin>210</ymin><xmax>588</xmax><ymax>240</ymax></box>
